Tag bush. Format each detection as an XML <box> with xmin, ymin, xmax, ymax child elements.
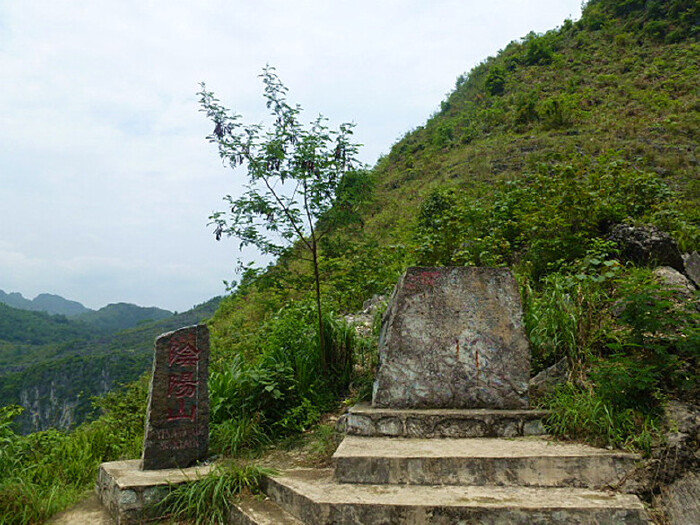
<box><xmin>485</xmin><ymin>65</ymin><xmax>507</xmax><ymax>96</ymax></box>
<box><xmin>539</xmin><ymin>95</ymin><xmax>577</xmax><ymax>129</ymax></box>
<box><xmin>606</xmin><ymin>271</ymin><xmax>699</xmax><ymax>403</ymax></box>
<box><xmin>514</xmin><ymin>91</ymin><xmax>540</xmax><ymax>127</ymax></box>
<box><xmin>413</xmin><ymin>156</ymin><xmax>689</xmax><ymax>281</ymax></box>
<box><xmin>522</xmin><ymin>32</ymin><xmax>555</xmax><ymax>65</ymax></box>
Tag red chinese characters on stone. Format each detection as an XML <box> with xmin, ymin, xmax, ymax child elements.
<box><xmin>167</xmin><ymin>398</ymin><xmax>197</xmax><ymax>422</ymax></box>
<box><xmin>165</xmin><ymin>337</ymin><xmax>201</xmax><ymax>422</ymax></box>
<box><xmin>168</xmin><ymin>372</ymin><xmax>197</xmax><ymax>398</ymax></box>
<box><xmin>169</xmin><ymin>342</ymin><xmax>201</xmax><ymax>368</ymax></box>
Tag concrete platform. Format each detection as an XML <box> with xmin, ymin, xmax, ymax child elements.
<box><xmin>342</xmin><ymin>402</ymin><xmax>549</xmax><ymax>438</ymax></box>
<box><xmin>333</xmin><ymin>436</ymin><xmax>640</xmax><ymax>488</ymax></box>
<box><xmin>96</xmin><ymin>459</ymin><xmax>214</xmax><ymax>524</ymax></box>
<box><xmin>263</xmin><ymin>468</ymin><xmax>651</xmax><ymax>524</ymax></box>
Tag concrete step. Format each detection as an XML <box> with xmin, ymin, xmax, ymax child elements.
<box><xmin>263</xmin><ymin>468</ymin><xmax>651</xmax><ymax>525</ymax></box>
<box><xmin>229</xmin><ymin>496</ymin><xmax>304</xmax><ymax>525</ymax></box>
<box><xmin>333</xmin><ymin>436</ymin><xmax>640</xmax><ymax>488</ymax></box>
<box><xmin>341</xmin><ymin>402</ymin><xmax>549</xmax><ymax>438</ymax></box>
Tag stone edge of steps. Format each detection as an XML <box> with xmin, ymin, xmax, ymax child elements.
<box><xmin>260</xmin><ymin>468</ymin><xmax>652</xmax><ymax>525</ymax></box>
<box><xmin>331</xmin><ymin>435</ymin><xmax>641</xmax><ymax>488</ymax></box>
<box><xmin>342</xmin><ymin>403</ymin><xmax>551</xmax><ymax>438</ymax></box>
<box><xmin>229</xmin><ymin>495</ymin><xmax>304</xmax><ymax>525</ymax></box>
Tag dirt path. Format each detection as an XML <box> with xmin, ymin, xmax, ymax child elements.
<box><xmin>46</xmin><ymin>494</ymin><xmax>114</xmax><ymax>525</ymax></box>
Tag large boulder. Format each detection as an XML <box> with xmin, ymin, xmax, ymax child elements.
<box><xmin>372</xmin><ymin>267</ymin><xmax>530</xmax><ymax>409</ymax></box>
<box><xmin>609</xmin><ymin>224</ymin><xmax>684</xmax><ymax>271</ymax></box>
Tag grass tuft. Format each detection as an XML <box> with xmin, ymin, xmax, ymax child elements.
<box><xmin>156</xmin><ymin>463</ymin><xmax>275</xmax><ymax>525</ymax></box>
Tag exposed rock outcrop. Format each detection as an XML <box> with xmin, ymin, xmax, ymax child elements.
<box><xmin>609</xmin><ymin>224</ymin><xmax>684</xmax><ymax>271</ymax></box>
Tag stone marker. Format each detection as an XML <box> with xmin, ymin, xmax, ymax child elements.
<box><xmin>141</xmin><ymin>324</ymin><xmax>210</xmax><ymax>470</ymax></box>
<box><xmin>372</xmin><ymin>267</ymin><xmax>529</xmax><ymax>409</ymax></box>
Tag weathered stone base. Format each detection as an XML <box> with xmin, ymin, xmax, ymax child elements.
<box><xmin>341</xmin><ymin>402</ymin><xmax>549</xmax><ymax>438</ymax></box>
<box><xmin>96</xmin><ymin>459</ymin><xmax>213</xmax><ymax>524</ymax></box>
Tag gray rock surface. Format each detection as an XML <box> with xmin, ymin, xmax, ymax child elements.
<box><xmin>141</xmin><ymin>325</ymin><xmax>210</xmax><ymax>470</ymax></box>
<box><xmin>653</xmin><ymin>266</ymin><xmax>697</xmax><ymax>296</ymax></box>
<box><xmin>683</xmin><ymin>251</ymin><xmax>700</xmax><ymax>288</ymax></box>
<box><xmin>344</xmin><ymin>294</ymin><xmax>386</xmax><ymax>339</ymax></box>
<box><xmin>529</xmin><ymin>357</ymin><xmax>568</xmax><ymax>401</ymax></box>
<box><xmin>609</xmin><ymin>224</ymin><xmax>684</xmax><ymax>271</ymax></box>
<box><xmin>261</xmin><ymin>468</ymin><xmax>650</xmax><ymax>525</ymax></box>
<box><xmin>661</xmin><ymin>472</ymin><xmax>700</xmax><ymax>525</ymax></box>
<box><xmin>97</xmin><ymin>459</ymin><xmax>213</xmax><ymax>524</ymax></box>
<box><xmin>333</xmin><ymin>436</ymin><xmax>640</xmax><ymax>488</ymax></box>
<box><xmin>372</xmin><ymin>267</ymin><xmax>530</xmax><ymax>409</ymax></box>
<box><xmin>342</xmin><ymin>403</ymin><xmax>548</xmax><ymax>438</ymax></box>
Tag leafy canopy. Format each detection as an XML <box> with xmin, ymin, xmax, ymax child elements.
<box><xmin>199</xmin><ymin>66</ymin><xmax>361</xmax><ymax>263</ymax></box>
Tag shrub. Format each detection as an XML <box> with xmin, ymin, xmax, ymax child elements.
<box><xmin>607</xmin><ymin>271</ymin><xmax>700</xmax><ymax>403</ymax></box>
<box><xmin>522</xmin><ymin>32</ymin><xmax>555</xmax><ymax>65</ymax></box>
<box><xmin>413</xmin><ymin>156</ymin><xmax>687</xmax><ymax>282</ymax></box>
<box><xmin>485</xmin><ymin>65</ymin><xmax>507</xmax><ymax>96</ymax></box>
<box><xmin>431</xmin><ymin>122</ymin><xmax>455</xmax><ymax>148</ymax></box>
<box><xmin>514</xmin><ymin>91</ymin><xmax>539</xmax><ymax>127</ymax></box>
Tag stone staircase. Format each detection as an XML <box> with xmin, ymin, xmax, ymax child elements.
<box><xmin>229</xmin><ymin>403</ymin><xmax>651</xmax><ymax>524</ymax></box>
<box><xmin>229</xmin><ymin>268</ymin><xmax>652</xmax><ymax>524</ymax></box>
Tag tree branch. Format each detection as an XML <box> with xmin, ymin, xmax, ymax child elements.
<box><xmin>260</xmin><ymin>173</ymin><xmax>313</xmax><ymax>252</ymax></box>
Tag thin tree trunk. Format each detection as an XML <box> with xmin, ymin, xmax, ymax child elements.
<box><xmin>311</xmin><ymin>237</ymin><xmax>327</xmax><ymax>372</ymax></box>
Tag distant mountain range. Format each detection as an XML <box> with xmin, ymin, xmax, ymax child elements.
<box><xmin>0</xmin><ymin>294</ymin><xmax>221</xmax><ymax>434</ymax></box>
<box><xmin>0</xmin><ymin>289</ymin><xmax>173</xmax><ymax>332</ymax></box>
<box><xmin>0</xmin><ymin>290</ymin><xmax>92</xmax><ymax>316</ymax></box>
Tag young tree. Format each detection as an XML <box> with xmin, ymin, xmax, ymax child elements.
<box><xmin>198</xmin><ymin>66</ymin><xmax>362</xmax><ymax>371</ymax></box>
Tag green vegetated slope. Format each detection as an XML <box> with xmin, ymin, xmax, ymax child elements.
<box><xmin>0</xmin><ymin>303</ymin><xmax>95</xmax><ymax>348</ymax></box>
<box><xmin>207</xmin><ymin>0</ymin><xmax>698</xmax><ymax>454</ymax></box>
<box><xmin>76</xmin><ymin>302</ymin><xmax>173</xmax><ymax>333</ymax></box>
<box><xmin>0</xmin><ymin>298</ymin><xmax>220</xmax><ymax>434</ymax></box>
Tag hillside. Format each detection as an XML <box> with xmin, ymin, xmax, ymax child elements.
<box><xmin>76</xmin><ymin>303</ymin><xmax>173</xmax><ymax>332</ymax></box>
<box><xmin>0</xmin><ymin>297</ymin><xmax>220</xmax><ymax>433</ymax></box>
<box><xmin>0</xmin><ymin>303</ymin><xmax>94</xmax><ymax>347</ymax></box>
<box><xmin>204</xmin><ymin>0</ymin><xmax>699</xmax><ymax>454</ymax></box>
<box><xmin>210</xmin><ymin>0</ymin><xmax>698</xmax><ymax>338</ymax></box>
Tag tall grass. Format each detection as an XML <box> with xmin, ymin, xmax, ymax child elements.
<box><xmin>208</xmin><ymin>301</ymin><xmax>360</xmax><ymax>457</ymax></box>
<box><xmin>544</xmin><ymin>382</ymin><xmax>658</xmax><ymax>454</ymax></box>
<box><xmin>156</xmin><ymin>463</ymin><xmax>275</xmax><ymax>525</ymax></box>
<box><xmin>524</xmin><ymin>270</ymin><xmax>611</xmax><ymax>374</ymax></box>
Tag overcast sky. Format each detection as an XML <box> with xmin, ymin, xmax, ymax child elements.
<box><xmin>0</xmin><ymin>1</ymin><xmax>582</xmax><ymax>312</ymax></box>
